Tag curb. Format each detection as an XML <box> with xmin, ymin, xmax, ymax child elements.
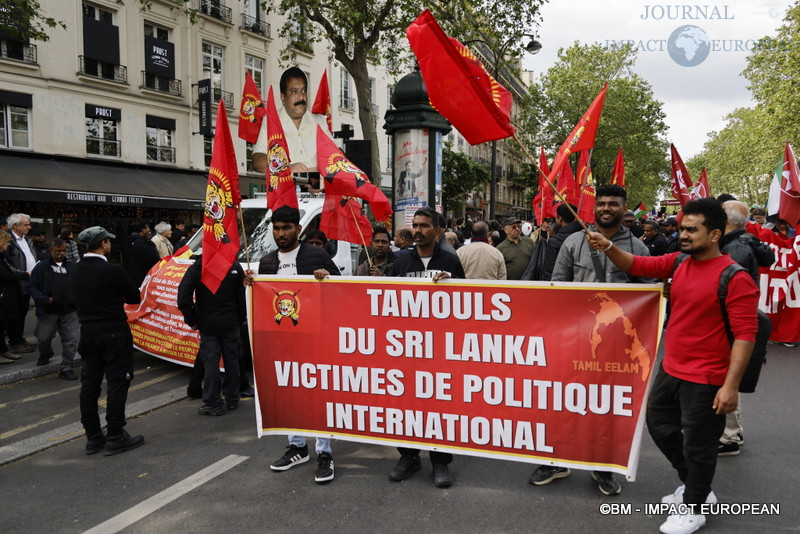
<box><xmin>0</xmin><ymin>356</ymin><xmax>84</xmax><ymax>386</ymax></box>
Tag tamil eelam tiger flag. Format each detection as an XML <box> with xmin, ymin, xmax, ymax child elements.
<box><xmin>316</xmin><ymin>125</ymin><xmax>392</xmax><ymax>222</ymax></box>
<box><xmin>202</xmin><ymin>100</ymin><xmax>241</xmax><ymax>294</ymax></box>
<box><xmin>311</xmin><ymin>69</ymin><xmax>333</xmax><ymax>134</ymax></box>
<box><xmin>670</xmin><ymin>144</ymin><xmax>693</xmax><ymax>207</ymax></box>
<box><xmin>767</xmin><ymin>142</ymin><xmax>800</xmax><ymax>227</ymax></box>
<box><xmin>266</xmin><ymin>86</ymin><xmax>298</xmax><ymax>210</ymax></box>
<box><xmin>577</xmin><ymin>150</ymin><xmax>595</xmax><ymax>224</ymax></box>
<box><xmin>556</xmin><ymin>157</ymin><xmax>579</xmax><ymax>206</ymax></box>
<box><xmin>406</xmin><ymin>9</ymin><xmax>514</xmax><ymax>145</ymax></box>
<box><xmin>319</xmin><ymin>194</ymin><xmax>374</xmax><ymax>245</ymax></box>
<box><xmin>611</xmin><ymin>147</ymin><xmax>625</xmax><ymax>187</ymax></box>
<box><xmin>545</xmin><ymin>84</ymin><xmax>608</xmax><ymax>187</ymax></box>
<box><xmin>238</xmin><ymin>71</ymin><xmax>266</xmax><ymax>143</ymax></box>
<box><xmin>532</xmin><ymin>147</ymin><xmax>555</xmax><ymax>221</ymax></box>
<box><xmin>692</xmin><ymin>167</ymin><xmax>711</xmax><ymax>199</ymax></box>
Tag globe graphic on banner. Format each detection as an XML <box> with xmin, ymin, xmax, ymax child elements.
<box><xmin>667</xmin><ymin>25</ymin><xmax>711</xmax><ymax>67</ymax></box>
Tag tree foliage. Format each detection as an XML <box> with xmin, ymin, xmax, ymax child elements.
<box><xmin>520</xmin><ymin>43</ymin><xmax>670</xmax><ymax>208</ymax></box>
<box><xmin>689</xmin><ymin>2</ymin><xmax>800</xmax><ymax>205</ymax></box>
<box><xmin>441</xmin><ymin>146</ymin><xmax>490</xmax><ymax>214</ymax></box>
<box><xmin>0</xmin><ymin>0</ymin><xmax>65</xmax><ymax>42</ymax></box>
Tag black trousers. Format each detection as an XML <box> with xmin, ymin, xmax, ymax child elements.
<box><xmin>646</xmin><ymin>366</ymin><xmax>725</xmax><ymax>505</ymax></box>
<box><xmin>189</xmin><ymin>322</ymin><xmax>251</xmax><ymax>393</ymax></box>
<box><xmin>7</xmin><ymin>293</ymin><xmax>28</xmax><ymax>346</ymax></box>
<box><xmin>199</xmin><ymin>329</ymin><xmax>240</xmax><ymax>407</ymax></box>
<box><xmin>79</xmin><ymin>328</ymin><xmax>135</xmax><ymax>436</ymax></box>
<box><xmin>398</xmin><ymin>447</ymin><xmax>452</xmax><ymax>465</ymax></box>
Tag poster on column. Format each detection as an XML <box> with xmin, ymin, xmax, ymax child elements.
<box><xmin>249</xmin><ymin>277</ymin><xmax>664</xmax><ymax>479</ymax></box>
<box><xmin>394</xmin><ymin>128</ymin><xmax>429</xmax><ymax>212</ymax></box>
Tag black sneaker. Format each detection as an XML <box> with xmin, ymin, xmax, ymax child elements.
<box><xmin>104</xmin><ymin>430</ymin><xmax>145</xmax><ymax>456</ymax></box>
<box><xmin>433</xmin><ymin>463</ymin><xmax>453</xmax><ymax>488</ymax></box>
<box><xmin>59</xmin><ymin>368</ymin><xmax>78</xmax><ymax>381</ymax></box>
<box><xmin>239</xmin><ymin>386</ymin><xmax>255</xmax><ymax>398</ymax></box>
<box><xmin>186</xmin><ymin>387</ymin><xmax>203</xmax><ymax>400</ymax></box>
<box><xmin>270</xmin><ymin>444</ymin><xmax>309</xmax><ymax>471</ymax></box>
<box><xmin>529</xmin><ymin>465</ymin><xmax>571</xmax><ymax>485</ymax></box>
<box><xmin>36</xmin><ymin>355</ymin><xmax>51</xmax><ymax>366</ymax></box>
<box><xmin>718</xmin><ymin>442</ymin><xmax>740</xmax><ymax>456</ymax></box>
<box><xmin>85</xmin><ymin>432</ymin><xmax>106</xmax><ymax>455</ymax></box>
<box><xmin>198</xmin><ymin>404</ymin><xmax>225</xmax><ymax>416</ymax></box>
<box><xmin>389</xmin><ymin>454</ymin><xmax>422</xmax><ymax>481</ymax></box>
<box><xmin>591</xmin><ymin>471</ymin><xmax>622</xmax><ymax>496</ymax></box>
<box><xmin>315</xmin><ymin>452</ymin><xmax>334</xmax><ymax>483</ymax></box>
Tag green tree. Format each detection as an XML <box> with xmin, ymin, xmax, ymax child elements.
<box><xmin>0</xmin><ymin>0</ymin><xmax>65</xmax><ymax>42</ymax></box>
<box><xmin>521</xmin><ymin>43</ymin><xmax>670</xmax><ymax>208</ymax></box>
<box><xmin>441</xmin><ymin>146</ymin><xmax>490</xmax><ymax>214</ymax></box>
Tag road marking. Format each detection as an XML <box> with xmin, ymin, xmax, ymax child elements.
<box><xmin>0</xmin><ymin>412</ymin><xmax>68</xmax><ymax>441</ymax></box>
<box><xmin>99</xmin><ymin>370</ymin><xmax>184</xmax><ymax>408</ymax></box>
<box><xmin>82</xmin><ymin>454</ymin><xmax>249</xmax><ymax>534</ymax></box>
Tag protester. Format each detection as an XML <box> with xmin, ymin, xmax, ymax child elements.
<box><xmin>0</xmin><ymin>231</ymin><xmax>29</xmax><ymax>363</ymax></box>
<box><xmin>497</xmin><ymin>217</ymin><xmax>535</xmax><ymax>280</ymax></box>
<box><xmin>5</xmin><ymin>213</ymin><xmax>37</xmax><ymax>354</ymax></box>
<box><xmin>151</xmin><ymin>221</ymin><xmax>174</xmax><ymax>258</ymax></box>
<box><xmin>456</xmin><ymin>221</ymin><xmax>506</xmax><ymax>280</ymax></box>
<box><xmin>663</xmin><ymin>218</ymin><xmax>681</xmax><ymax>253</ymax></box>
<box><xmin>178</xmin><ymin>255</ymin><xmax>245</xmax><ymax>416</ymax></box>
<box><xmin>586</xmin><ymin>197</ymin><xmax>758</xmax><ymax>534</ymax></box>
<box><xmin>305</xmin><ymin>229</ymin><xmax>328</xmax><ymax>249</ymax></box>
<box><xmin>59</xmin><ymin>228</ymin><xmax>80</xmax><ymax>263</ymax></box>
<box><xmin>28</xmin><ymin>238</ymin><xmax>78</xmax><ymax>380</ymax></box>
<box><xmin>533</xmin><ymin>185</ymin><xmax>653</xmax><ymax>496</ymax></box>
<box><xmin>170</xmin><ymin>221</ymin><xmax>185</xmax><ymax>248</ymax></box>
<box><xmin>522</xmin><ymin>203</ymin><xmax>582</xmax><ymax>281</ymax></box>
<box><xmin>622</xmin><ymin>210</ymin><xmax>644</xmax><ymax>237</ymax></box>
<box><xmin>393</xmin><ymin>226</ymin><xmax>415</xmax><ymax>255</ymax></box>
<box><xmin>29</xmin><ymin>225</ymin><xmax>50</xmax><ymax>262</ymax></box>
<box><xmin>642</xmin><ymin>220</ymin><xmax>668</xmax><ymax>256</ymax></box>
<box><xmin>246</xmin><ymin>205</ymin><xmax>339</xmax><ymax>483</ymax></box>
<box><xmin>124</xmin><ymin>221</ymin><xmax>160</xmax><ymax>287</ymax></box>
<box><xmin>355</xmin><ymin>226</ymin><xmax>394</xmax><ymax>276</ymax></box>
<box><xmin>71</xmin><ymin>226</ymin><xmax>144</xmax><ymax>456</ymax></box>
<box><xmin>390</xmin><ymin>206</ymin><xmax>464</xmax><ymax>488</ymax></box>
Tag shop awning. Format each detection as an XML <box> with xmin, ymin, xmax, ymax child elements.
<box><xmin>0</xmin><ymin>152</ymin><xmax>209</xmax><ymax>209</ymax></box>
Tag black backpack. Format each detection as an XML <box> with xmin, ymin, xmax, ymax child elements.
<box><xmin>672</xmin><ymin>254</ymin><xmax>769</xmax><ymax>393</ymax></box>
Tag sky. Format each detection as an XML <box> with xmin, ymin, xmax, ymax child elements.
<box><xmin>523</xmin><ymin>0</ymin><xmax>793</xmax><ymax>159</ymax></box>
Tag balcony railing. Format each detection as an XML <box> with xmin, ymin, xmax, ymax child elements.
<box><xmin>240</xmin><ymin>13</ymin><xmax>270</xmax><ymax>38</ymax></box>
<box><xmin>147</xmin><ymin>146</ymin><xmax>176</xmax><ymax>163</ymax></box>
<box><xmin>79</xmin><ymin>56</ymin><xmax>127</xmax><ymax>84</ymax></box>
<box><xmin>86</xmin><ymin>137</ymin><xmax>121</xmax><ymax>157</ymax></box>
<box><xmin>141</xmin><ymin>71</ymin><xmax>182</xmax><ymax>96</ymax></box>
<box><xmin>339</xmin><ymin>97</ymin><xmax>355</xmax><ymax>111</ymax></box>
<box><xmin>213</xmin><ymin>87</ymin><xmax>234</xmax><ymax>109</ymax></box>
<box><xmin>0</xmin><ymin>40</ymin><xmax>37</xmax><ymax>64</ymax></box>
<box><xmin>199</xmin><ymin>0</ymin><xmax>232</xmax><ymax>23</ymax></box>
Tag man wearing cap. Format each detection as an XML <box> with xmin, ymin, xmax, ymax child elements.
<box><xmin>29</xmin><ymin>226</ymin><xmax>50</xmax><ymax>262</ymax></box>
<box><xmin>663</xmin><ymin>218</ymin><xmax>681</xmax><ymax>253</ymax></box>
<box><xmin>496</xmin><ymin>217</ymin><xmax>535</xmax><ymax>280</ymax></box>
<box><xmin>622</xmin><ymin>210</ymin><xmax>644</xmax><ymax>238</ymax></box>
<box><xmin>70</xmin><ymin>226</ymin><xmax>145</xmax><ymax>456</ymax></box>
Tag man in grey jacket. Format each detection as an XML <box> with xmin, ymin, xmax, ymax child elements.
<box><xmin>531</xmin><ymin>184</ymin><xmax>653</xmax><ymax>497</ymax></box>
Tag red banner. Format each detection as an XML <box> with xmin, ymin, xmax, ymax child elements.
<box><xmin>126</xmin><ymin>258</ymin><xmax>198</xmax><ymax>366</ymax></box>
<box><xmin>751</xmin><ymin>224</ymin><xmax>800</xmax><ymax>342</ymax></box>
<box><xmin>249</xmin><ymin>277</ymin><xmax>664</xmax><ymax>478</ymax></box>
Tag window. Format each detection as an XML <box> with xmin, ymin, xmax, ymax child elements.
<box><xmin>289</xmin><ymin>7</ymin><xmax>312</xmax><ymax>53</ymax></box>
<box><xmin>146</xmin><ymin>116</ymin><xmax>175</xmax><ymax>163</ymax></box>
<box><xmin>81</xmin><ymin>2</ymin><xmax>124</xmax><ymax>82</ymax></box>
<box><xmin>241</xmin><ymin>0</ymin><xmax>268</xmax><ymax>36</ymax></box>
<box><xmin>339</xmin><ymin>67</ymin><xmax>353</xmax><ymax>111</ymax></box>
<box><xmin>202</xmin><ymin>42</ymin><xmax>224</xmax><ymax>92</ymax></box>
<box><xmin>244</xmin><ymin>55</ymin><xmax>264</xmax><ymax>95</ymax></box>
<box><xmin>144</xmin><ymin>23</ymin><xmax>168</xmax><ymax>41</ymax></box>
<box><xmin>142</xmin><ymin>23</ymin><xmax>179</xmax><ymax>95</ymax></box>
<box><xmin>204</xmin><ymin>136</ymin><xmax>213</xmax><ymax>167</ymax></box>
<box><xmin>369</xmin><ymin>77</ymin><xmax>378</xmax><ymax>117</ymax></box>
<box><xmin>82</xmin><ymin>3</ymin><xmax>113</xmax><ymax>23</ymax></box>
<box><xmin>85</xmin><ymin>118</ymin><xmax>120</xmax><ymax>157</ymax></box>
<box><xmin>387</xmin><ymin>85</ymin><xmax>395</xmax><ymax>111</ymax></box>
<box><xmin>246</xmin><ymin>142</ymin><xmax>256</xmax><ymax>173</ymax></box>
<box><xmin>0</xmin><ymin>104</ymin><xmax>30</xmax><ymax>149</ymax></box>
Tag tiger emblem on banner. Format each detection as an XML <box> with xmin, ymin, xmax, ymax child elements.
<box><xmin>240</xmin><ymin>97</ymin><xmax>260</xmax><ymax>123</ymax></box>
<box><xmin>324</xmin><ymin>153</ymin><xmax>369</xmax><ymax>184</ymax></box>
<box><xmin>272</xmin><ymin>289</ymin><xmax>301</xmax><ymax>325</ymax></box>
<box><xmin>204</xmin><ymin>175</ymin><xmax>233</xmax><ymax>242</ymax></box>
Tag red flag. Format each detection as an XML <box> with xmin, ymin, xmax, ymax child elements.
<box><xmin>319</xmin><ymin>194</ymin><xmax>373</xmax><ymax>246</ymax></box>
<box><xmin>311</xmin><ymin>69</ymin><xmax>333</xmax><ymax>134</ymax></box>
<box><xmin>556</xmin><ymin>158</ymin><xmax>579</xmax><ymax>206</ymax></box>
<box><xmin>202</xmin><ymin>100</ymin><xmax>241</xmax><ymax>294</ymax></box>
<box><xmin>692</xmin><ymin>168</ymin><xmax>711</xmax><ymax>199</ymax></box>
<box><xmin>778</xmin><ymin>142</ymin><xmax>800</xmax><ymax>227</ymax></box>
<box><xmin>265</xmin><ymin>87</ymin><xmax>298</xmax><ymax>210</ymax></box>
<box><xmin>611</xmin><ymin>147</ymin><xmax>625</xmax><ymax>187</ymax></box>
<box><xmin>670</xmin><ymin>144</ymin><xmax>693</xmax><ymax>207</ymax></box>
<box><xmin>577</xmin><ymin>151</ymin><xmax>595</xmax><ymax>224</ymax></box>
<box><xmin>238</xmin><ymin>71</ymin><xmax>266</xmax><ymax>143</ymax></box>
<box><xmin>406</xmin><ymin>9</ymin><xmax>513</xmax><ymax>145</ymax></box>
<box><xmin>546</xmin><ymin>84</ymin><xmax>608</xmax><ymax>187</ymax></box>
<box><xmin>316</xmin><ymin>126</ymin><xmax>392</xmax><ymax>222</ymax></box>
<box><xmin>532</xmin><ymin>147</ymin><xmax>555</xmax><ymax>221</ymax></box>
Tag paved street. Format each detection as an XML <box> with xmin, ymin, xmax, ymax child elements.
<box><xmin>1</xmin><ymin>313</ymin><xmax>798</xmax><ymax>533</ymax></box>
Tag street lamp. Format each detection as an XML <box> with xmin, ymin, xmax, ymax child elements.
<box><xmin>465</xmin><ymin>35</ymin><xmax>541</xmax><ymax>222</ymax></box>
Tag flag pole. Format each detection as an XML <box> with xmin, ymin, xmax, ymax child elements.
<box><xmin>238</xmin><ymin>208</ymin><xmax>251</xmax><ymax>265</ymax></box>
<box><xmin>347</xmin><ymin>202</ymin><xmax>373</xmax><ymax>268</ymax></box>
<box><xmin>576</xmin><ymin>148</ymin><xmax>594</xmax><ymax>215</ymax></box>
<box><xmin>513</xmin><ymin>133</ymin><xmax>589</xmax><ymax>234</ymax></box>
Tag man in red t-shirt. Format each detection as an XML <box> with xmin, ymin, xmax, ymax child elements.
<box><xmin>586</xmin><ymin>198</ymin><xmax>758</xmax><ymax>534</ymax></box>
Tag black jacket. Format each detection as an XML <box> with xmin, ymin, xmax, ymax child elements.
<box><xmin>521</xmin><ymin>220</ymin><xmax>583</xmax><ymax>281</ymax></box>
<box><xmin>0</xmin><ymin>251</ymin><xmax>28</xmax><ymax>319</ymax></box>
<box><xmin>28</xmin><ymin>257</ymin><xmax>76</xmax><ymax>318</ymax></box>
<box><xmin>70</xmin><ymin>255</ymin><xmax>141</xmax><ymax>335</ymax></box>
<box><xmin>124</xmin><ymin>232</ymin><xmax>161</xmax><ymax>287</ymax></box>
<box><xmin>257</xmin><ymin>243</ymin><xmax>341</xmax><ymax>275</ymax></box>
<box><xmin>393</xmin><ymin>242</ymin><xmax>465</xmax><ymax>279</ymax></box>
<box><xmin>720</xmin><ymin>228</ymin><xmax>775</xmax><ymax>283</ymax></box>
<box><xmin>643</xmin><ymin>233</ymin><xmax>668</xmax><ymax>256</ymax></box>
<box><xmin>177</xmin><ymin>257</ymin><xmax>246</xmax><ymax>334</ymax></box>
<box><xmin>5</xmin><ymin>232</ymin><xmax>35</xmax><ymax>293</ymax></box>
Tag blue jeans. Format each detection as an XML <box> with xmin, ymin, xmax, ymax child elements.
<box><xmin>290</xmin><ymin>435</ymin><xmax>332</xmax><ymax>454</ymax></box>
<box><xmin>199</xmin><ymin>330</ymin><xmax>241</xmax><ymax>407</ymax></box>
<box><xmin>35</xmin><ymin>311</ymin><xmax>78</xmax><ymax>369</ymax></box>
